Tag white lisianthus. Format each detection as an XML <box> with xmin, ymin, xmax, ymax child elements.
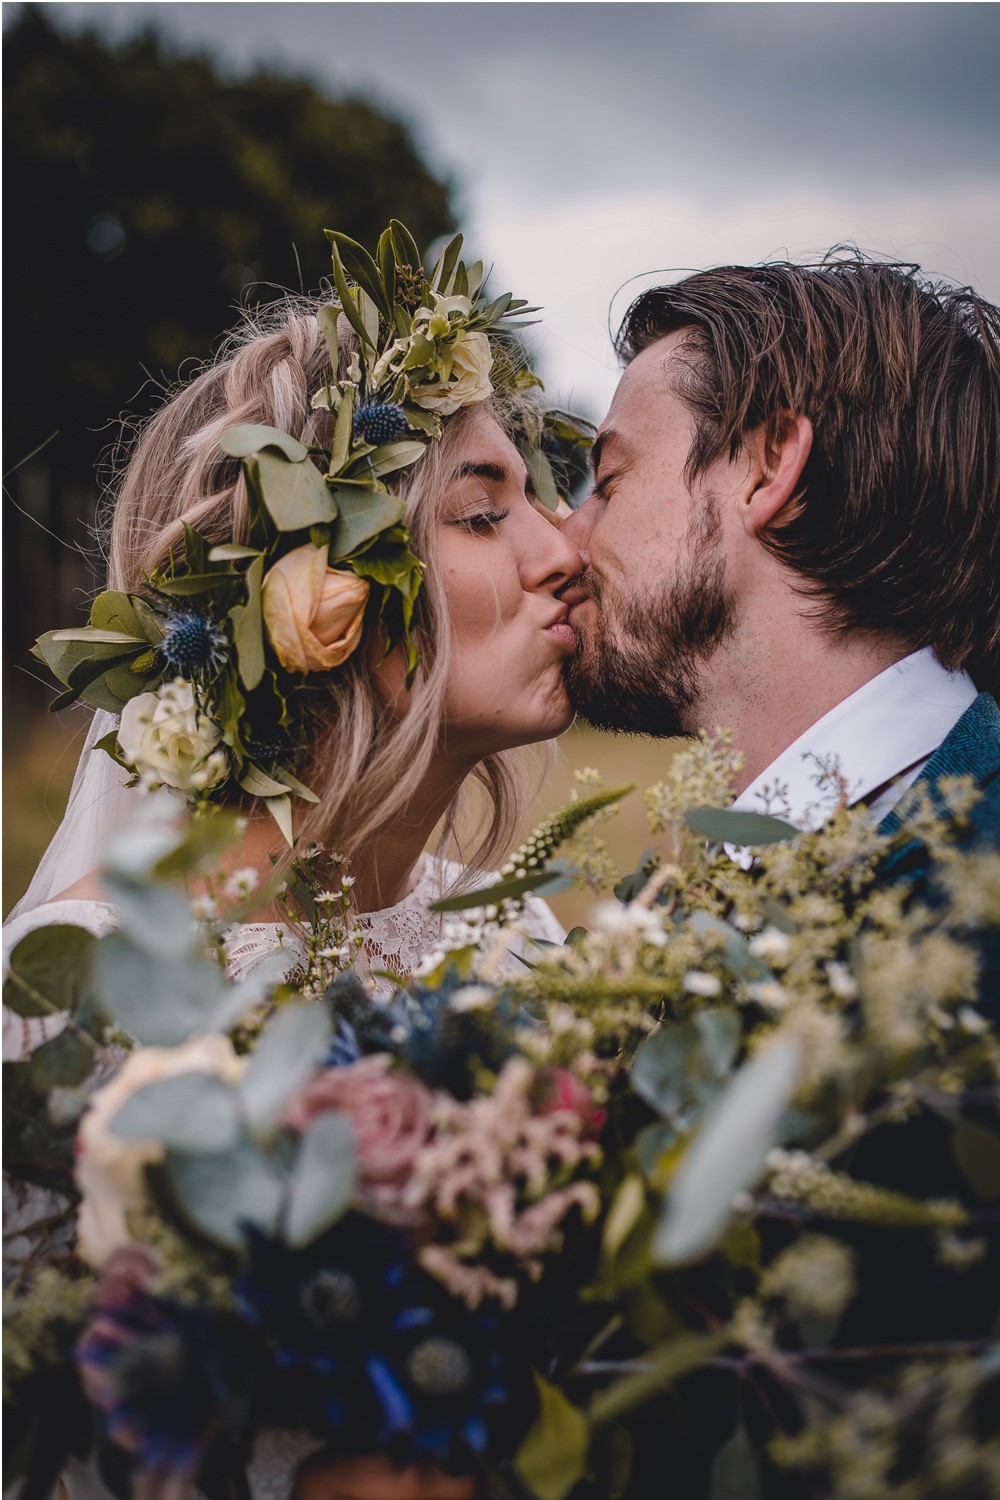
<box><xmin>409</xmin><ymin>330</ymin><xmax>493</xmax><ymax>416</ymax></box>
<box><xmin>75</xmin><ymin>1035</ymin><xmax>246</xmax><ymax>1267</ymax></box>
<box><xmin>118</xmin><ymin>679</ymin><xmax>229</xmax><ymax>793</ymax></box>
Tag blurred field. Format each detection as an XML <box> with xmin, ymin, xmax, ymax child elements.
<box><xmin>3</xmin><ymin>715</ymin><xmax>677</xmax><ymax>929</ymax></box>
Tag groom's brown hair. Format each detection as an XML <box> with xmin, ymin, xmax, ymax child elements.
<box><xmin>617</xmin><ymin>253</ymin><xmax>1000</xmax><ymax>692</ymax></box>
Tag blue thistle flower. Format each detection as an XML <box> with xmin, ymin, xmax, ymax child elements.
<box><xmin>161</xmin><ymin>612</ymin><xmax>228</xmax><ymax>678</ymax></box>
<box><xmin>352</xmin><ymin>401</ymin><xmax>408</xmax><ymax>448</ymax></box>
<box><xmin>75</xmin><ymin>1291</ymin><xmax>259</xmax><ymax>1483</ymax></box>
<box><xmin>237</xmin><ymin>1216</ymin><xmax>533</xmax><ymax>1469</ymax></box>
<box><xmin>244</xmin><ymin>722</ymin><xmax>292</xmax><ymax>770</ymax></box>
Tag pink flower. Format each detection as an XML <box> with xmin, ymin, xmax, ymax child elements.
<box><xmin>286</xmin><ymin>1055</ymin><xmax>433</xmax><ymax>1224</ymax></box>
<box><xmin>531</xmin><ymin>1068</ymin><xmax>607</xmax><ymax>1138</ymax></box>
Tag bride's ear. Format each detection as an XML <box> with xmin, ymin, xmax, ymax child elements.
<box><xmin>741</xmin><ymin>413</ymin><xmax>813</xmax><ymax>536</ymax></box>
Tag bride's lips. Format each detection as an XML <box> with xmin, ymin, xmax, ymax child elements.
<box><xmin>545</xmin><ymin>604</ymin><xmax>577</xmax><ymax>653</ymax></box>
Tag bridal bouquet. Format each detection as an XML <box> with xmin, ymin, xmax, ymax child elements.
<box><xmin>5</xmin><ymin>743</ymin><xmax>1000</xmax><ymax>1500</ymax></box>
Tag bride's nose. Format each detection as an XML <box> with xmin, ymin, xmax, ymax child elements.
<box><xmin>523</xmin><ymin>509</ymin><xmax>584</xmax><ymax>590</ymax></box>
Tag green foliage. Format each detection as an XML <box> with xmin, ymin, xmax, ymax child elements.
<box><xmin>3</xmin><ymin>7</ymin><xmax>454</xmax><ymax>480</ymax></box>
<box><xmin>515</xmin><ymin>1376</ymin><xmax>590</xmax><ymax>1500</ymax></box>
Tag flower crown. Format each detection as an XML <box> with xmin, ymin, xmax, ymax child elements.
<box><xmin>33</xmin><ymin>221</ymin><xmax>593</xmax><ymax>838</ymax></box>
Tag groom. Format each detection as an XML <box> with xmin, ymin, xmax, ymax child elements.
<box><xmin>559</xmin><ymin>252</ymin><xmax>1000</xmax><ymax>934</ymax></box>
<box><xmin>558</xmin><ymin>252</ymin><xmax>1000</xmax><ymax>1496</ymax></box>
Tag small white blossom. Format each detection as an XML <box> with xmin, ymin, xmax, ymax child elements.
<box><xmin>825</xmin><ymin>961</ymin><xmax>859</xmax><ymax>1000</ymax></box>
<box><xmin>224</xmin><ymin>867</ymin><xmax>259</xmax><ymax>899</ymax></box>
<box><xmin>341</xmin><ymin>875</ymin><xmax>356</xmax><ymax>889</ymax></box>
<box><xmin>957</xmin><ymin>1006</ymin><xmax>988</xmax><ymax>1035</ymax></box>
<box><xmin>449</xmin><ymin>985</ymin><xmax>494</xmax><ymax>1013</ymax></box>
<box><xmin>190</xmin><ymin>895</ymin><xmax>218</xmax><ymax>921</ymax></box>
<box><xmin>683</xmin><ymin>970</ymin><xmax>722</xmax><ymax>998</ymax></box>
<box><xmin>749</xmin><ymin>927</ymin><xmax>791</xmax><ymax>961</ymax></box>
<box><xmin>747</xmin><ymin>980</ymin><xmax>790</xmax><ymax>1009</ymax></box>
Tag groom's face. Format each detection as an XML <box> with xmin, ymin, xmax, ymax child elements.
<box><xmin>560</xmin><ymin>333</ymin><xmax>743</xmax><ymax>736</ymax></box>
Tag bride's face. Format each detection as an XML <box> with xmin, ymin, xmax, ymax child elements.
<box><xmin>434</xmin><ymin>411</ymin><xmax>583</xmax><ymax>758</ymax></box>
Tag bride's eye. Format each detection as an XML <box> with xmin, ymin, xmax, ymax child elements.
<box><xmin>460</xmin><ymin>507</ymin><xmax>510</xmax><ymax>534</ymax></box>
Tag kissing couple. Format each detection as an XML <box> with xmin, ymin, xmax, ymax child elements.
<box><xmin>4</xmin><ymin>223</ymin><xmax>999</xmax><ymax>1500</ymax></box>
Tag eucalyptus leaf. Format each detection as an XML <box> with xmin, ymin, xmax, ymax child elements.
<box><xmin>430</xmin><ymin>866</ymin><xmax>567</xmax><ymax>913</ymax></box>
<box><xmin>220</xmin><ymin>425</ymin><xmax>308</xmax><ymax>462</ymax></box>
<box><xmin>325</xmin><ymin>231</ymin><xmax>390</xmax><ymax>317</ymax></box>
<box><xmin>389</xmin><ymin>219</ymin><xmax>421</xmax><ymax>270</ymax></box>
<box><xmin>230</xmin><ymin>554</ymin><xmax>265</xmax><ymax>691</ymax></box>
<box><xmin>239</xmin><ymin>763</ymin><xmax>291</xmax><ymax>798</ymax></box>
<box><xmin>285</xmin><ymin>1111</ymin><xmax>356</xmax><ymax>1246</ymax></box>
<box><xmin>240</xmin><ymin>1002</ymin><xmax>333</xmax><ymax>1137</ymax></box>
<box><xmin>689</xmin><ymin>911</ymin><xmax>772</xmax><ymax>983</ymax></box>
<box><xmin>631</xmin><ymin>1011</ymin><xmax>741</xmax><ymax>1125</ymax></box>
<box><xmin>208</xmin><ymin>544</ymin><xmax>263</xmax><ymax>561</ymax></box>
<box><xmin>49</xmin><ymin>628</ymin><xmax>147</xmax><ymax>647</ymax></box>
<box><xmin>515</xmin><ymin>1375</ymin><xmax>590</xmax><ymax>1500</ymax></box>
<box><xmin>429</xmin><ymin>232</ymin><xmax>464</xmax><ymax>294</ymax></box>
<box><xmin>263</xmin><ymin>792</ymin><xmax>294</xmax><ymax>846</ymax></box>
<box><xmin>602</xmin><ymin>1175</ymin><xmax>647</xmax><ymax>1265</ymax></box>
<box><xmin>359</xmin><ymin>288</ymin><xmax>380</xmax><ymax>350</ymax></box>
<box><xmin>523</xmin><ymin>447</ymin><xmax>561</xmax><ymax>511</ymax></box>
<box><xmin>4</xmin><ymin>925</ymin><xmax>97</xmax><ymax>1019</ymax></box>
<box><xmin>329</xmin><ymin>241</ymin><xmax>377</xmax><ymax>350</ymax></box>
<box><xmin>685</xmin><ymin>807</ymin><xmax>799</xmax><ymax>846</ymax></box>
<box><xmin>345</xmin><ymin>441</ymin><xmax>426</xmax><ymax>483</ymax></box>
<box><xmin>163</xmin><ymin>1138</ymin><xmax>285</xmax><ymax>1248</ymax></box>
<box><xmin>103</xmin><ymin>875</ymin><xmax>196</xmax><ymax>961</ymax></box>
<box><xmin>329</xmin><ymin>383</ymin><xmax>354</xmax><ymax>474</ymax></box>
<box><xmin>89</xmin><ymin>587</ymin><xmax>152</xmax><ymax>638</ymax></box>
<box><xmin>635</xmin><ymin>1120</ymin><xmax>681</xmax><ymax>1184</ymax></box>
<box><xmin>253</xmin><ymin>450</ymin><xmax>337</xmax><ymax>531</ymax></box>
<box><xmin>710</xmin><ymin>1423</ymin><xmax>762</xmax><ymax>1500</ymax></box>
<box><xmin>95</xmin><ymin>934</ymin><xmax>228</xmax><ymax>1046</ymax></box>
<box><xmin>654</xmin><ymin>1038</ymin><xmax>802</xmax><ymax>1265</ymax></box>
<box><xmin>110</xmin><ymin>1072</ymin><xmax>241</xmax><ymax>1154</ymax></box>
<box><xmin>268</xmin><ymin>766</ymin><xmax>319</xmax><ymax>803</ymax></box>
<box><xmin>24</xmin><ymin>1025</ymin><xmax>95</xmax><ymax>1093</ymax></box>
<box><xmin>953</xmin><ymin>1119</ymin><xmax>1000</xmax><ymax>1200</ymax></box>
<box><xmin>327</xmin><ymin>487</ymin><xmax>406</xmax><ymax>562</ymax></box>
<box><xmin>316</xmin><ymin>305</ymin><xmax>339</xmax><ymax>376</ymax></box>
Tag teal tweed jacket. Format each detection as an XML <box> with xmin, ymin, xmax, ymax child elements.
<box><xmin>877</xmin><ymin>691</ymin><xmax>1000</xmax><ymax>1010</ymax></box>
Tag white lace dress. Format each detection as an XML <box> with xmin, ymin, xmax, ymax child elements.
<box><xmin>2</xmin><ymin>854</ymin><xmax>564</xmax><ymax>1500</ymax></box>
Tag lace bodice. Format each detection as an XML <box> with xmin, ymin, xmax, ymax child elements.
<box><xmin>2</xmin><ymin>855</ymin><xmax>564</xmax><ymax>1062</ymax></box>
<box><xmin>223</xmin><ymin>853</ymin><xmax>565</xmax><ymax>992</ymax></box>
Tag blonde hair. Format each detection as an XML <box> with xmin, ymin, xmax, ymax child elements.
<box><xmin>105</xmin><ymin>297</ymin><xmax>536</xmax><ymax>893</ymax></box>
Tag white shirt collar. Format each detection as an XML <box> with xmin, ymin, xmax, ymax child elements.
<box><xmin>730</xmin><ymin>648</ymin><xmax>977</xmax><ymax>830</ymax></box>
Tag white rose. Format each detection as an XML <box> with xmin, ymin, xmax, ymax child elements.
<box><xmin>118</xmin><ymin>679</ymin><xmax>229</xmax><ymax>793</ymax></box>
<box><xmin>409</xmin><ymin>330</ymin><xmax>493</xmax><ymax>416</ymax></box>
<box><xmin>75</xmin><ymin>1034</ymin><xmax>246</xmax><ymax>1268</ymax></box>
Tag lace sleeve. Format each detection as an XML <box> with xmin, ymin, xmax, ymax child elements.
<box><xmin>3</xmin><ymin>899</ymin><xmax>118</xmax><ymax>1061</ymax></box>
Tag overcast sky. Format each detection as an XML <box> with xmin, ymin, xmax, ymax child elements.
<box><xmin>26</xmin><ymin>1</ymin><xmax>1000</xmax><ymax>417</ymax></box>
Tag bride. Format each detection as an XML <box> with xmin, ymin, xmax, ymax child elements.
<box><xmin>4</xmin><ymin>226</ymin><xmax>583</xmax><ymax>1499</ymax></box>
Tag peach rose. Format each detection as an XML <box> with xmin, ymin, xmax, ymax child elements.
<box><xmin>75</xmin><ymin>1035</ymin><xmax>246</xmax><ymax>1268</ymax></box>
<box><xmin>286</xmin><ymin>1054</ymin><xmax>433</xmax><ymax>1224</ymax></box>
<box><xmin>262</xmin><ymin>545</ymin><xmax>369</xmax><ymax>674</ymax></box>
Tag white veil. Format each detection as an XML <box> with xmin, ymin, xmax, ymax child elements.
<box><xmin>6</xmin><ymin>708</ymin><xmax>134</xmax><ymax>921</ymax></box>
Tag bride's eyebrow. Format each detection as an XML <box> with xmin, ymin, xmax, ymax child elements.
<box><xmin>453</xmin><ymin>460</ymin><xmax>535</xmax><ymax>496</ymax></box>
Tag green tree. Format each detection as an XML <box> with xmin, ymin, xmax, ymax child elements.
<box><xmin>3</xmin><ymin>5</ymin><xmax>454</xmax><ymax>704</ymax></box>
<box><xmin>4</xmin><ymin>5</ymin><xmax>454</xmax><ymax>472</ymax></box>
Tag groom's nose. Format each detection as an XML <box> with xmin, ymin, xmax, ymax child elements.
<box><xmin>559</xmin><ymin>495</ymin><xmax>596</xmax><ymax>558</ymax></box>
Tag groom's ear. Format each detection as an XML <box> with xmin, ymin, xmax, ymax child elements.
<box><xmin>741</xmin><ymin>413</ymin><xmax>813</xmax><ymax>536</ymax></box>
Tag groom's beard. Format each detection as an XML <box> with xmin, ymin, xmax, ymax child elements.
<box><xmin>564</xmin><ymin>503</ymin><xmax>737</xmax><ymax>738</ymax></box>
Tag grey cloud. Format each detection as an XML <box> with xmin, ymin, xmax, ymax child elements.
<box><xmin>36</xmin><ymin>3</ymin><xmax>1000</xmax><ymax>201</ymax></box>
